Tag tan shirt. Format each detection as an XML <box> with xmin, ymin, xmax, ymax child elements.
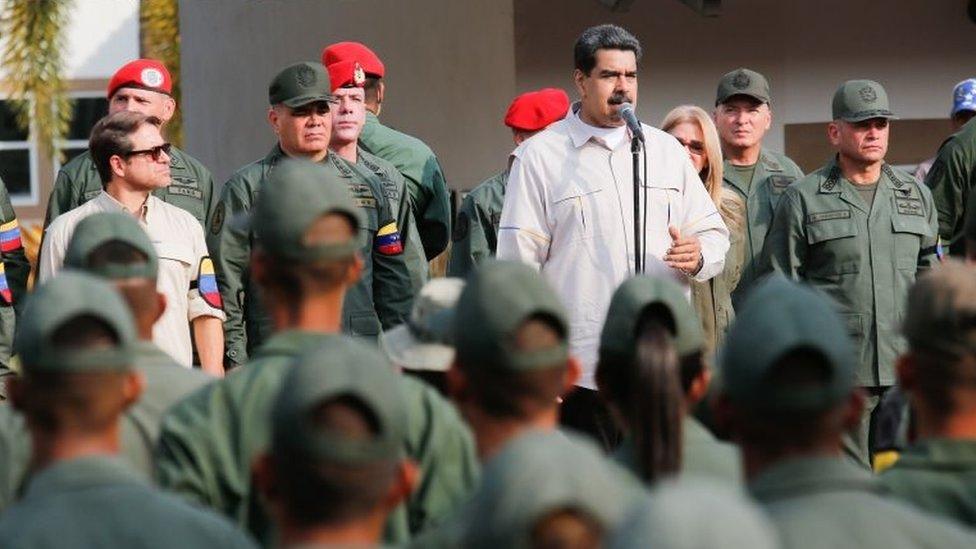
<box><xmin>39</xmin><ymin>191</ymin><xmax>224</xmax><ymax>366</ymax></box>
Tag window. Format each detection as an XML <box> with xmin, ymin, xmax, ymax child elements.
<box><xmin>0</xmin><ymin>99</ymin><xmax>38</xmax><ymax>205</ymax></box>
<box><xmin>56</xmin><ymin>93</ymin><xmax>109</xmax><ymax>168</ymax></box>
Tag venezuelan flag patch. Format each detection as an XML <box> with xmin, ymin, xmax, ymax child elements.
<box><xmin>0</xmin><ymin>220</ymin><xmax>22</xmax><ymax>253</ymax></box>
<box><xmin>197</xmin><ymin>257</ymin><xmax>223</xmax><ymax>310</ymax></box>
<box><xmin>375</xmin><ymin>222</ymin><xmax>404</xmax><ymax>256</ymax></box>
<box><xmin>0</xmin><ymin>263</ymin><xmax>12</xmax><ymax>305</ymax></box>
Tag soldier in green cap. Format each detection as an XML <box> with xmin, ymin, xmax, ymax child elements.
<box><xmin>209</xmin><ymin>61</ymin><xmax>414</xmax><ymax>368</ymax></box>
<box><xmin>157</xmin><ymin>159</ymin><xmax>478</xmax><ymax>545</ymax></box>
<box><xmin>44</xmin><ymin>59</ymin><xmax>216</xmax><ymax>232</ymax></box>
<box><xmin>63</xmin><ymin>212</ymin><xmax>214</xmax><ymax>477</ymax></box>
<box><xmin>716</xmin><ymin>276</ymin><xmax>975</xmax><ymax>548</ymax></box>
<box><xmin>880</xmin><ymin>261</ymin><xmax>976</xmax><ymax>526</ymax></box>
<box><xmin>0</xmin><ymin>175</ymin><xmax>29</xmax><ymax>388</ymax></box>
<box><xmin>760</xmin><ymin>79</ymin><xmax>938</xmax><ymax>467</ymax></box>
<box><xmin>0</xmin><ymin>272</ymin><xmax>256</xmax><ymax>548</ymax></box>
<box><xmin>928</xmin><ymin>117</ymin><xmax>976</xmax><ymax>257</ymax></box>
<box><xmin>254</xmin><ymin>338</ymin><xmax>419</xmax><ymax>548</ymax></box>
<box><xmin>597</xmin><ymin>275</ymin><xmax>741</xmax><ymax>486</ymax></box>
<box><xmin>713</xmin><ymin>68</ymin><xmax>804</xmax><ymax>306</ymax></box>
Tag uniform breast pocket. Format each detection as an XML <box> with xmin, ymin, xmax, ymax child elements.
<box><xmin>551</xmin><ymin>180</ymin><xmax>605</xmax><ymax>242</ymax></box>
<box><xmin>156</xmin><ymin>242</ymin><xmax>195</xmax><ymax>269</ymax></box>
<box><xmin>891</xmin><ymin>213</ymin><xmax>933</xmax><ymax>271</ymax></box>
<box><xmin>804</xmin><ymin>213</ymin><xmax>860</xmax><ymax>281</ymax></box>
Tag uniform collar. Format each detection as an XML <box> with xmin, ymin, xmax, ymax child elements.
<box><xmin>749</xmin><ymin>455</ymin><xmax>881</xmax><ymax>503</ymax></box>
<box><xmin>894</xmin><ymin>439</ymin><xmax>976</xmax><ymax>471</ymax></box>
<box><xmin>566</xmin><ymin>108</ymin><xmax>630</xmax><ymax>150</ymax></box>
<box><xmin>23</xmin><ymin>455</ymin><xmax>145</xmax><ymax>501</ymax></box>
<box><xmin>251</xmin><ymin>329</ymin><xmax>344</xmax><ymax>361</ymax></box>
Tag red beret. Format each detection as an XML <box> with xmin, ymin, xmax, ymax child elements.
<box><xmin>504</xmin><ymin>88</ymin><xmax>570</xmax><ymax>132</ymax></box>
<box><xmin>321</xmin><ymin>42</ymin><xmax>385</xmax><ymax>78</ymax></box>
<box><xmin>326</xmin><ymin>60</ymin><xmax>367</xmax><ymax>93</ymax></box>
<box><xmin>107</xmin><ymin>59</ymin><xmax>172</xmax><ymax>99</ymax></box>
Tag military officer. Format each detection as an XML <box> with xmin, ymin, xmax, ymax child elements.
<box><xmin>914</xmin><ymin>78</ymin><xmax>976</xmax><ymax>182</ymax></box>
<box><xmin>254</xmin><ymin>339</ymin><xmax>418</xmax><ymax>548</ymax></box>
<box><xmin>928</xmin><ymin>116</ymin><xmax>976</xmax><ymax>257</ymax></box>
<box><xmin>157</xmin><ymin>160</ymin><xmax>478</xmax><ymax>545</ymax></box>
<box><xmin>322</xmin><ymin>41</ymin><xmax>452</xmax><ymax>260</ymax></box>
<box><xmin>44</xmin><ymin>59</ymin><xmax>216</xmax><ymax>231</ymax></box>
<box><xmin>209</xmin><ymin>61</ymin><xmax>413</xmax><ymax>368</ymax></box>
<box><xmin>324</xmin><ymin>58</ymin><xmax>428</xmax><ymax>292</ymax></box>
<box><xmin>716</xmin><ymin>276</ymin><xmax>976</xmax><ymax>548</ymax></box>
<box><xmin>713</xmin><ymin>68</ymin><xmax>804</xmax><ymax>306</ymax></box>
<box><xmin>0</xmin><ymin>176</ymin><xmax>28</xmax><ymax>386</ymax></box>
<box><xmin>760</xmin><ymin>80</ymin><xmax>938</xmax><ymax>467</ymax></box>
<box><xmin>881</xmin><ymin>261</ymin><xmax>976</xmax><ymax>526</ymax></box>
<box><xmin>447</xmin><ymin>88</ymin><xmax>570</xmax><ymax>277</ymax></box>
<box><xmin>0</xmin><ymin>273</ymin><xmax>256</xmax><ymax>548</ymax></box>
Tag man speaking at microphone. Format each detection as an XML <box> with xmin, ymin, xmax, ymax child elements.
<box><xmin>497</xmin><ymin>24</ymin><xmax>729</xmax><ymax>448</ymax></box>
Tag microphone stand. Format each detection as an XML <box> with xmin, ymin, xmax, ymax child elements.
<box><xmin>631</xmin><ymin>134</ymin><xmax>643</xmax><ymax>274</ymax></box>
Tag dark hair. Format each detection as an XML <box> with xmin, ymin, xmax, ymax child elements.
<box><xmin>574</xmin><ymin>24</ymin><xmax>642</xmax><ymax>75</ymax></box>
<box><xmin>363</xmin><ymin>76</ymin><xmax>382</xmax><ymax>105</ymax></box>
<box><xmin>461</xmin><ymin>316</ymin><xmax>568</xmax><ymax>420</ymax></box>
<box><xmin>530</xmin><ymin>507</ymin><xmax>604</xmax><ymax>549</ymax></box>
<box><xmin>273</xmin><ymin>395</ymin><xmax>397</xmax><ymax>527</ymax></box>
<box><xmin>89</xmin><ymin>111</ymin><xmax>163</xmax><ymax>185</ymax></box>
<box><xmin>911</xmin><ymin>351</ymin><xmax>976</xmax><ymax>424</ymax></box>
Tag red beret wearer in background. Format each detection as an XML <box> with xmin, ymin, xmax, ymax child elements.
<box><xmin>107</xmin><ymin>59</ymin><xmax>172</xmax><ymax>99</ymax></box>
<box><xmin>504</xmin><ymin>88</ymin><xmax>571</xmax><ymax>132</ymax></box>
<box><xmin>321</xmin><ymin>41</ymin><xmax>386</xmax><ymax>78</ymax></box>
<box><xmin>326</xmin><ymin>60</ymin><xmax>367</xmax><ymax>93</ymax></box>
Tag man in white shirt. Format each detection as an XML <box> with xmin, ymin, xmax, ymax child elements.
<box><xmin>497</xmin><ymin>24</ymin><xmax>729</xmax><ymax>448</ymax></box>
<box><xmin>40</xmin><ymin>111</ymin><xmax>225</xmax><ymax>376</ymax></box>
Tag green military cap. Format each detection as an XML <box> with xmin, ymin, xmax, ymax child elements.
<box><xmin>715</xmin><ymin>68</ymin><xmax>770</xmax><ymax>106</ymax></box>
<box><xmin>903</xmin><ymin>260</ymin><xmax>976</xmax><ymax>358</ymax></box>
<box><xmin>64</xmin><ymin>212</ymin><xmax>158</xmax><ymax>280</ymax></box>
<box><xmin>15</xmin><ymin>272</ymin><xmax>135</xmax><ymax>373</ymax></box>
<box><xmin>719</xmin><ymin>275</ymin><xmax>856</xmax><ymax>412</ymax></box>
<box><xmin>610</xmin><ymin>479</ymin><xmax>779</xmax><ymax>549</ymax></box>
<box><xmin>832</xmin><ymin>79</ymin><xmax>896</xmax><ymax>122</ymax></box>
<box><xmin>380</xmin><ymin>277</ymin><xmax>464</xmax><ymax>372</ymax></box>
<box><xmin>454</xmin><ymin>259</ymin><xmax>569</xmax><ymax>372</ymax></box>
<box><xmin>268</xmin><ymin>61</ymin><xmax>336</xmax><ymax>108</ymax></box>
<box><xmin>460</xmin><ymin>430</ymin><xmax>644</xmax><ymax>549</ymax></box>
<box><xmin>271</xmin><ymin>334</ymin><xmax>406</xmax><ymax>464</ymax></box>
<box><xmin>599</xmin><ymin>276</ymin><xmax>704</xmax><ymax>367</ymax></box>
<box><xmin>252</xmin><ymin>158</ymin><xmax>365</xmax><ymax>262</ymax></box>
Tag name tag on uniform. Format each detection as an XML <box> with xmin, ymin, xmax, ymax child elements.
<box><xmin>768</xmin><ymin>175</ymin><xmax>795</xmax><ymax>195</ymax></box>
<box><xmin>168</xmin><ymin>186</ymin><xmax>203</xmax><ymax>200</ymax></box>
<box><xmin>356</xmin><ymin>197</ymin><xmax>377</xmax><ymax>209</ymax></box>
<box><xmin>895</xmin><ymin>197</ymin><xmax>924</xmax><ymax>217</ymax></box>
<box><xmin>806</xmin><ymin>210</ymin><xmax>851</xmax><ymax>224</ymax></box>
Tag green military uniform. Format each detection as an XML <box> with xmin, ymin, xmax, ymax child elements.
<box><xmin>447</xmin><ymin>169</ymin><xmax>507</xmax><ymax>277</ymax></box>
<box><xmin>0</xmin><ymin>272</ymin><xmax>256</xmax><ymax>549</ymax></box>
<box><xmin>614</xmin><ymin>417</ymin><xmax>741</xmax><ymax>486</ymax></box>
<box><xmin>0</xmin><ymin>177</ymin><xmax>29</xmax><ymax>386</ymax></box>
<box><xmin>361</xmin><ymin>110</ymin><xmax>452</xmax><ymax>259</ymax></box>
<box><xmin>358</xmin><ymin>147</ymin><xmax>428</xmax><ymax>291</ymax></box>
<box><xmin>881</xmin><ymin>440</ymin><xmax>976</xmax><ymax>526</ymax></box>
<box><xmin>0</xmin><ymin>405</ymin><xmax>28</xmax><ymax>512</ymax></box>
<box><xmin>691</xmin><ymin>217</ymin><xmax>745</xmax><ymax>355</ymax></box>
<box><xmin>43</xmin><ymin>147</ymin><xmax>216</xmax><ymax>231</ymax></box>
<box><xmin>926</xmin><ymin>117</ymin><xmax>976</xmax><ymax>255</ymax></box>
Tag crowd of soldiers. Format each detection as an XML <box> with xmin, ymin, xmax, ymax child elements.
<box><xmin>0</xmin><ymin>21</ymin><xmax>972</xmax><ymax>549</ymax></box>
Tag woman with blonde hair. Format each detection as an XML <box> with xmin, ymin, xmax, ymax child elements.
<box><xmin>661</xmin><ymin>105</ymin><xmax>745</xmax><ymax>354</ymax></box>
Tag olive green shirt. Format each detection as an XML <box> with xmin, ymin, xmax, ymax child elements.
<box><xmin>208</xmin><ymin>146</ymin><xmax>414</xmax><ymax>365</ymax></box>
<box><xmin>0</xmin><ymin>177</ymin><xmax>28</xmax><ymax>385</ymax></box>
<box><xmin>447</xmin><ymin>169</ymin><xmax>507</xmax><ymax>278</ymax></box>
<box><xmin>0</xmin><ymin>404</ymin><xmax>28</xmax><ymax>513</ymax></box>
<box><xmin>155</xmin><ymin>330</ymin><xmax>479</xmax><ymax>546</ymax></box>
<box><xmin>759</xmin><ymin>159</ymin><xmax>938</xmax><ymax>387</ymax></box>
<box><xmin>722</xmin><ymin>149</ymin><xmax>804</xmax><ymax>307</ymax></box>
<box><xmin>927</xmin><ymin>117</ymin><xmax>976</xmax><ymax>255</ymax></box>
<box><xmin>43</xmin><ymin>147</ymin><xmax>217</xmax><ymax>232</ymax></box>
<box><xmin>881</xmin><ymin>439</ymin><xmax>976</xmax><ymax>527</ymax></box>
<box><xmin>750</xmin><ymin>456</ymin><xmax>976</xmax><ymax>548</ymax></box>
<box><xmin>360</xmin><ymin>111</ymin><xmax>452</xmax><ymax>260</ymax></box>
<box><xmin>0</xmin><ymin>456</ymin><xmax>257</xmax><ymax>549</ymax></box>
<box><xmin>691</xmin><ymin>217</ymin><xmax>745</xmax><ymax>356</ymax></box>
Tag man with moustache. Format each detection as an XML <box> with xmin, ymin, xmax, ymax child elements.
<box><xmin>760</xmin><ymin>80</ymin><xmax>939</xmax><ymax>467</ymax></box>
<box><xmin>497</xmin><ymin>24</ymin><xmax>728</xmax><ymax>447</ymax></box>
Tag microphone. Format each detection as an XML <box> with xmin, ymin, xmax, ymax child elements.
<box><xmin>618</xmin><ymin>103</ymin><xmax>645</xmax><ymax>142</ymax></box>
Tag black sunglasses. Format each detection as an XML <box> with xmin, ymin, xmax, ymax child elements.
<box><xmin>124</xmin><ymin>142</ymin><xmax>172</xmax><ymax>162</ymax></box>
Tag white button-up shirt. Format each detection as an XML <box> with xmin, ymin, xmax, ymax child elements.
<box><xmin>39</xmin><ymin>191</ymin><xmax>225</xmax><ymax>367</ymax></box>
<box><xmin>497</xmin><ymin>111</ymin><xmax>729</xmax><ymax>388</ymax></box>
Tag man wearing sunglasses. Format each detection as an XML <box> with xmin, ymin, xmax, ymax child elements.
<box><xmin>38</xmin><ymin>111</ymin><xmax>226</xmax><ymax>377</ymax></box>
<box><xmin>44</xmin><ymin>59</ymin><xmax>216</xmax><ymax>233</ymax></box>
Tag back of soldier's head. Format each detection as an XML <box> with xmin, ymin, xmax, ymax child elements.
<box><xmin>452</xmin><ymin>260</ymin><xmax>571</xmax><ymax>420</ymax></box>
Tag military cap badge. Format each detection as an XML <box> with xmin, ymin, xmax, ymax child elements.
<box><xmin>732</xmin><ymin>71</ymin><xmax>751</xmax><ymax>90</ymax></box>
<box><xmin>296</xmin><ymin>64</ymin><xmax>317</xmax><ymax>87</ymax></box>
<box><xmin>140</xmin><ymin>67</ymin><xmax>164</xmax><ymax>88</ymax></box>
<box><xmin>858</xmin><ymin>86</ymin><xmax>877</xmax><ymax>103</ymax></box>
<box><xmin>354</xmin><ymin>62</ymin><xmax>366</xmax><ymax>86</ymax></box>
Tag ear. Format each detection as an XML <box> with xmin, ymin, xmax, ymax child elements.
<box><xmin>764</xmin><ymin>106</ymin><xmax>773</xmax><ymax>130</ymax></box>
<box><xmin>267</xmin><ymin>107</ymin><xmax>280</xmax><ymax>135</ymax></box>
<box><xmin>160</xmin><ymin>97</ymin><xmax>177</xmax><ymax>124</ymax></box>
<box><xmin>573</xmin><ymin>69</ymin><xmax>586</xmax><ymax>98</ymax></box>
<box><xmin>383</xmin><ymin>459</ymin><xmax>420</xmax><ymax>511</ymax></box>
<box><xmin>376</xmin><ymin>81</ymin><xmax>385</xmax><ymax>107</ymax></box>
<box><xmin>109</xmin><ymin>154</ymin><xmax>127</xmax><ymax>179</ymax></box>
<box><xmin>122</xmin><ymin>371</ymin><xmax>145</xmax><ymax>409</ymax></box>
<box><xmin>564</xmin><ymin>356</ymin><xmax>582</xmax><ymax>393</ymax></box>
<box><xmin>153</xmin><ymin>291</ymin><xmax>167</xmax><ymax>325</ymax></box>
<box><xmin>686</xmin><ymin>367</ymin><xmax>712</xmax><ymax>406</ymax></box>
<box><xmin>895</xmin><ymin>353</ymin><xmax>916</xmax><ymax>392</ymax></box>
<box><xmin>826</xmin><ymin>122</ymin><xmax>841</xmax><ymax>146</ymax></box>
<box><xmin>841</xmin><ymin>388</ymin><xmax>866</xmax><ymax>432</ymax></box>
<box><xmin>345</xmin><ymin>253</ymin><xmax>365</xmax><ymax>286</ymax></box>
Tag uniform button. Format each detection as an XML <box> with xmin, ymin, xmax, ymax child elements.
<box><xmin>228</xmin><ymin>350</ymin><xmax>237</xmax><ymax>358</ymax></box>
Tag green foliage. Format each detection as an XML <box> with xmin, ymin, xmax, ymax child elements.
<box><xmin>141</xmin><ymin>0</ymin><xmax>182</xmax><ymax>147</ymax></box>
<box><xmin>0</xmin><ymin>0</ymin><xmax>74</xmax><ymax>159</ymax></box>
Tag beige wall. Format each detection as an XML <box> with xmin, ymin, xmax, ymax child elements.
<box><xmin>179</xmin><ymin>0</ymin><xmax>516</xmax><ymax>189</ymax></box>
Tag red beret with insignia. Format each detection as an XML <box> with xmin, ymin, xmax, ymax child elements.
<box><xmin>326</xmin><ymin>60</ymin><xmax>367</xmax><ymax>93</ymax></box>
<box><xmin>321</xmin><ymin>42</ymin><xmax>385</xmax><ymax>78</ymax></box>
<box><xmin>107</xmin><ymin>59</ymin><xmax>172</xmax><ymax>99</ymax></box>
<box><xmin>504</xmin><ymin>88</ymin><xmax>570</xmax><ymax>132</ymax></box>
